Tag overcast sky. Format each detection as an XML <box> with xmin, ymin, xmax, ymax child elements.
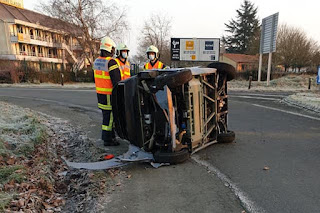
<box><xmin>24</xmin><ymin>0</ymin><xmax>320</xmax><ymax>55</ymax></box>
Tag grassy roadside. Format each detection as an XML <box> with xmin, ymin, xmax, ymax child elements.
<box><xmin>229</xmin><ymin>74</ymin><xmax>319</xmax><ymax>91</ymax></box>
<box><xmin>0</xmin><ymin>101</ymin><xmax>127</xmax><ymax>212</ymax></box>
<box><xmin>0</xmin><ymin>102</ymin><xmax>56</xmax><ymax>212</ymax></box>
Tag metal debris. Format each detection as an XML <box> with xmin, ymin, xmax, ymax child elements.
<box><xmin>62</xmin><ymin>145</ymin><xmax>164</xmax><ymax>170</ymax></box>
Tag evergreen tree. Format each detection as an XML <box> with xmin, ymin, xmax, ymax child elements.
<box><xmin>222</xmin><ymin>0</ymin><xmax>260</xmax><ymax>54</ymax></box>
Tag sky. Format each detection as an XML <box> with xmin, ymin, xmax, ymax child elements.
<box><xmin>24</xmin><ymin>0</ymin><xmax>320</xmax><ymax>56</ymax></box>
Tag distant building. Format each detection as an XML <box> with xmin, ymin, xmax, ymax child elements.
<box><xmin>0</xmin><ymin>1</ymin><xmax>89</xmax><ymax>73</ymax></box>
<box><xmin>220</xmin><ymin>53</ymin><xmax>258</xmax><ymax>72</ymax></box>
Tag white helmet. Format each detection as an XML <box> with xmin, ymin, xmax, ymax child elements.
<box><xmin>100</xmin><ymin>36</ymin><xmax>116</xmax><ymax>53</ymax></box>
<box><xmin>146</xmin><ymin>45</ymin><xmax>159</xmax><ymax>58</ymax></box>
<box><xmin>116</xmin><ymin>43</ymin><xmax>130</xmax><ymax>56</ymax></box>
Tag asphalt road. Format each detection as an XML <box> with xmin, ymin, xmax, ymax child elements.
<box><xmin>1</xmin><ymin>87</ymin><xmax>320</xmax><ymax>213</ymax></box>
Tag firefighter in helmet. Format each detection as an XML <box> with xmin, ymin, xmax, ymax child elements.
<box><xmin>93</xmin><ymin>36</ymin><xmax>121</xmax><ymax>146</ymax></box>
<box><xmin>115</xmin><ymin>43</ymin><xmax>131</xmax><ymax>80</ymax></box>
<box><xmin>144</xmin><ymin>45</ymin><xmax>166</xmax><ymax>70</ymax></box>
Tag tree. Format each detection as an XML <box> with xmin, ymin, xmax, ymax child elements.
<box><xmin>136</xmin><ymin>14</ymin><xmax>172</xmax><ymax>65</ymax></box>
<box><xmin>312</xmin><ymin>49</ymin><xmax>320</xmax><ymax>67</ymax></box>
<box><xmin>38</xmin><ymin>0</ymin><xmax>128</xmax><ymax>66</ymax></box>
<box><xmin>276</xmin><ymin>24</ymin><xmax>315</xmax><ymax>71</ymax></box>
<box><xmin>222</xmin><ymin>0</ymin><xmax>260</xmax><ymax>54</ymax></box>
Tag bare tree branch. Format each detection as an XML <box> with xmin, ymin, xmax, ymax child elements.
<box><xmin>136</xmin><ymin>13</ymin><xmax>172</xmax><ymax>65</ymax></box>
<box><xmin>37</xmin><ymin>0</ymin><xmax>129</xmax><ymax>66</ymax></box>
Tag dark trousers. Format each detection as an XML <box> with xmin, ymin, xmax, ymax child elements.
<box><xmin>97</xmin><ymin>93</ymin><xmax>114</xmax><ymax>142</ymax></box>
<box><xmin>101</xmin><ymin>109</ymin><xmax>115</xmax><ymax>142</ymax></box>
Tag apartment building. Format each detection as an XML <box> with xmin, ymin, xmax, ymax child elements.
<box><xmin>0</xmin><ymin>0</ymin><xmax>86</xmax><ymax>72</ymax></box>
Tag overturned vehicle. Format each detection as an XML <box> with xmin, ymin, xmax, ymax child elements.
<box><xmin>112</xmin><ymin>63</ymin><xmax>236</xmax><ymax>164</ymax></box>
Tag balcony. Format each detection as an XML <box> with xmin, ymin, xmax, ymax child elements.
<box><xmin>11</xmin><ymin>33</ymin><xmax>81</xmax><ymax>55</ymax></box>
<box><xmin>11</xmin><ymin>33</ymin><xmax>65</xmax><ymax>49</ymax></box>
<box><xmin>16</xmin><ymin>51</ymin><xmax>64</xmax><ymax>63</ymax></box>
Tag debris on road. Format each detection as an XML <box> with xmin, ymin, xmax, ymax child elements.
<box><xmin>62</xmin><ymin>144</ymin><xmax>162</xmax><ymax>170</ymax></box>
<box><xmin>104</xmin><ymin>154</ymin><xmax>115</xmax><ymax>160</ymax></box>
<box><xmin>263</xmin><ymin>166</ymin><xmax>270</xmax><ymax>171</ymax></box>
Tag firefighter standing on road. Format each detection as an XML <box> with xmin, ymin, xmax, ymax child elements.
<box><xmin>93</xmin><ymin>36</ymin><xmax>121</xmax><ymax>146</ymax></box>
<box><xmin>144</xmin><ymin>45</ymin><xmax>166</xmax><ymax>70</ymax></box>
<box><xmin>115</xmin><ymin>43</ymin><xmax>131</xmax><ymax>80</ymax></box>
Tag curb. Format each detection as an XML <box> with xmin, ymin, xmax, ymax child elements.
<box><xmin>281</xmin><ymin>98</ymin><xmax>320</xmax><ymax>114</ymax></box>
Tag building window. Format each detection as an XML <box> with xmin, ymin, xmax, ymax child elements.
<box><xmin>38</xmin><ymin>46</ymin><xmax>43</xmax><ymax>57</ymax></box>
<box><xmin>48</xmin><ymin>49</ymin><xmax>53</xmax><ymax>58</ymax></box>
<box><xmin>36</xmin><ymin>30</ymin><xmax>41</xmax><ymax>39</ymax></box>
<box><xmin>31</xmin><ymin>46</ymin><xmax>36</xmax><ymax>56</ymax></box>
<box><xmin>19</xmin><ymin>44</ymin><xmax>26</xmax><ymax>55</ymax></box>
<box><xmin>17</xmin><ymin>25</ymin><xmax>23</xmax><ymax>34</ymax></box>
<box><xmin>30</xmin><ymin>29</ymin><xmax>34</xmax><ymax>39</ymax></box>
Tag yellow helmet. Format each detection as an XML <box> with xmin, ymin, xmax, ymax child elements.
<box><xmin>100</xmin><ymin>36</ymin><xmax>116</xmax><ymax>53</ymax></box>
<box><xmin>116</xmin><ymin>43</ymin><xmax>130</xmax><ymax>56</ymax></box>
<box><xmin>146</xmin><ymin>45</ymin><xmax>159</xmax><ymax>58</ymax></box>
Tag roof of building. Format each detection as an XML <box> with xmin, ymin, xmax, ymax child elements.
<box><xmin>223</xmin><ymin>53</ymin><xmax>258</xmax><ymax>63</ymax></box>
<box><xmin>0</xmin><ymin>2</ymin><xmax>78</xmax><ymax>33</ymax></box>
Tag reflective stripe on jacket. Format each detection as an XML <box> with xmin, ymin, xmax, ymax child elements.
<box><xmin>144</xmin><ymin>60</ymin><xmax>164</xmax><ymax>70</ymax></box>
<box><xmin>93</xmin><ymin>57</ymin><xmax>113</xmax><ymax>95</ymax></box>
<box><xmin>115</xmin><ymin>58</ymin><xmax>131</xmax><ymax>80</ymax></box>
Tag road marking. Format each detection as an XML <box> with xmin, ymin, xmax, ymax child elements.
<box><xmin>252</xmin><ymin>104</ymin><xmax>320</xmax><ymax>121</ymax></box>
<box><xmin>232</xmin><ymin>93</ymin><xmax>286</xmax><ymax>98</ymax></box>
<box><xmin>0</xmin><ymin>95</ymin><xmax>100</xmax><ymax>113</ymax></box>
<box><xmin>1</xmin><ymin>87</ymin><xmax>95</xmax><ymax>92</ymax></box>
<box><xmin>192</xmin><ymin>155</ymin><xmax>265</xmax><ymax>213</ymax></box>
<box><xmin>233</xmin><ymin>95</ymin><xmax>279</xmax><ymax>101</ymax></box>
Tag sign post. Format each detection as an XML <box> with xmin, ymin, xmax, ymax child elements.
<box><xmin>171</xmin><ymin>38</ymin><xmax>220</xmax><ymax>62</ymax></box>
<box><xmin>258</xmin><ymin>13</ymin><xmax>279</xmax><ymax>85</ymax></box>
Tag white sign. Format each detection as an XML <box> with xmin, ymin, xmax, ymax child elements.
<box><xmin>260</xmin><ymin>12</ymin><xmax>279</xmax><ymax>54</ymax></box>
<box><xmin>171</xmin><ymin>38</ymin><xmax>220</xmax><ymax>62</ymax></box>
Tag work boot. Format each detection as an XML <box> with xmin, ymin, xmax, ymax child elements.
<box><xmin>104</xmin><ymin>139</ymin><xmax>120</xmax><ymax>146</ymax></box>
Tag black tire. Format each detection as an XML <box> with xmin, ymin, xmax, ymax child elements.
<box><xmin>217</xmin><ymin>130</ymin><xmax>235</xmax><ymax>143</ymax></box>
<box><xmin>153</xmin><ymin>69</ymin><xmax>192</xmax><ymax>90</ymax></box>
<box><xmin>153</xmin><ymin>149</ymin><xmax>190</xmax><ymax>164</ymax></box>
<box><xmin>207</xmin><ymin>62</ymin><xmax>236</xmax><ymax>81</ymax></box>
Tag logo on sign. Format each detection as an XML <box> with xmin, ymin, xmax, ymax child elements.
<box><xmin>186</xmin><ymin>41</ymin><xmax>194</xmax><ymax>50</ymax></box>
<box><xmin>172</xmin><ymin>40</ymin><xmax>179</xmax><ymax>49</ymax></box>
<box><xmin>205</xmin><ymin>41</ymin><xmax>214</xmax><ymax>50</ymax></box>
<box><xmin>171</xmin><ymin>38</ymin><xmax>180</xmax><ymax>61</ymax></box>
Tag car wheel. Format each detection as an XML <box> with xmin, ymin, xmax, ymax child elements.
<box><xmin>153</xmin><ymin>149</ymin><xmax>190</xmax><ymax>164</ymax></box>
<box><xmin>153</xmin><ymin>69</ymin><xmax>192</xmax><ymax>90</ymax></box>
<box><xmin>207</xmin><ymin>62</ymin><xmax>236</xmax><ymax>81</ymax></box>
<box><xmin>217</xmin><ymin>130</ymin><xmax>235</xmax><ymax>143</ymax></box>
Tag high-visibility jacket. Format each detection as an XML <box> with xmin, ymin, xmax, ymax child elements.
<box><xmin>93</xmin><ymin>56</ymin><xmax>116</xmax><ymax>95</ymax></box>
<box><xmin>144</xmin><ymin>60</ymin><xmax>165</xmax><ymax>70</ymax></box>
<box><xmin>115</xmin><ymin>58</ymin><xmax>131</xmax><ymax>80</ymax></box>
